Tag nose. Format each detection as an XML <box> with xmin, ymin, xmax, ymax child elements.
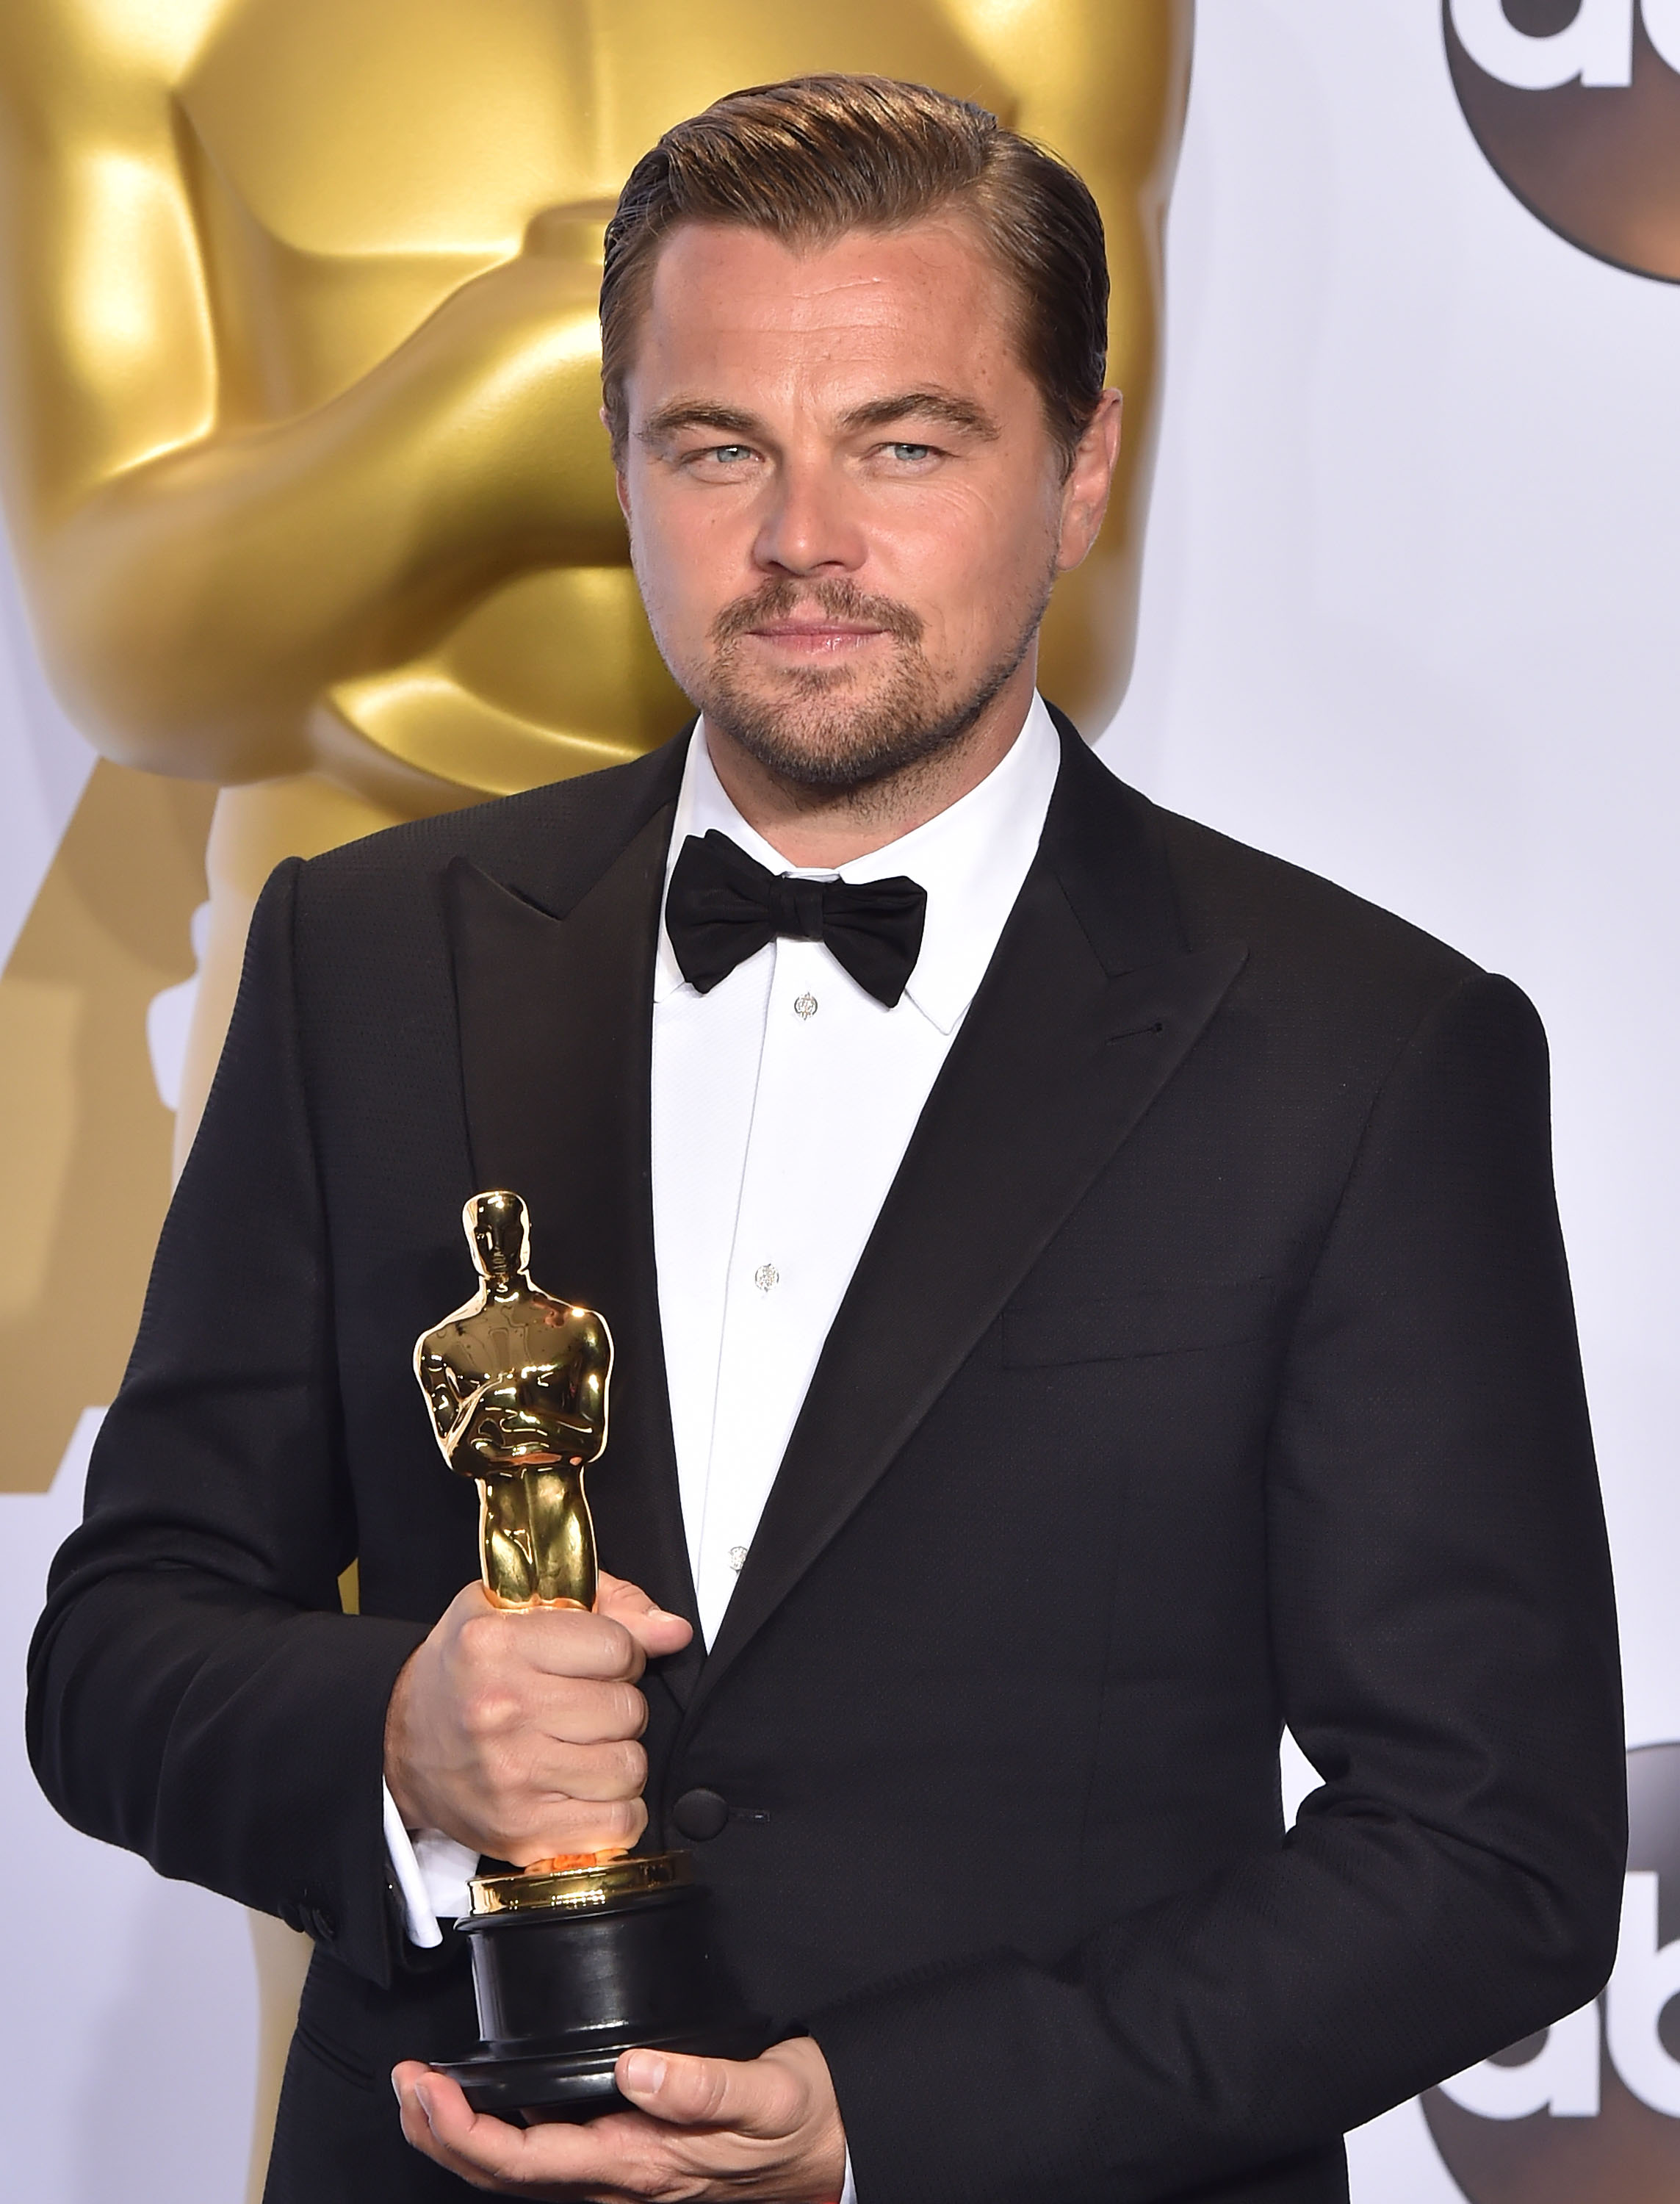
<box><xmin>751</xmin><ymin>449</ymin><xmax>865</xmax><ymax>577</ymax></box>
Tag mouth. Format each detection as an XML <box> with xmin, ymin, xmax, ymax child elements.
<box><xmin>743</xmin><ymin>621</ymin><xmax>891</xmax><ymax>656</ymax></box>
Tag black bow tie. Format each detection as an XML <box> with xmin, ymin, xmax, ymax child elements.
<box><xmin>665</xmin><ymin>830</ymin><xmax>927</xmax><ymax>1008</ymax></box>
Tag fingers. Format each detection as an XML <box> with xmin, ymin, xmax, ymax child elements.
<box><xmin>392</xmin><ymin>2064</ymin><xmax>550</xmax><ymax>2192</ymax></box>
<box><xmin>394</xmin><ymin>2040</ymin><xmax>847</xmax><ymax>2200</ymax></box>
<box><xmin>394</xmin><ymin>2062</ymin><xmax>667</xmax><ymax>2200</ymax></box>
<box><xmin>526</xmin><ymin>1730</ymin><xmax>648</xmax><ymax>1801</ymax></box>
<box><xmin>502</xmin><ymin>1791</ymin><xmax>648</xmax><ymax>1868</ymax></box>
<box><xmin>459</xmin><ymin>1593</ymin><xmax>651</xmax><ymax>1683</ymax></box>
<box><xmin>386</xmin><ymin>1575</ymin><xmax>689</xmax><ymax>1873</ymax></box>
<box><xmin>452</xmin><ymin>1575</ymin><xmax>690</xmax><ymax>1685</ymax></box>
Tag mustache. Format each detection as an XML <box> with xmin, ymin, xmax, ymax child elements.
<box><xmin>709</xmin><ymin>577</ymin><xmax>924</xmax><ymax>649</ymax></box>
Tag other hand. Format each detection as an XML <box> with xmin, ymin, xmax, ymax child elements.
<box><xmin>383</xmin><ymin>1574</ymin><xmax>692</xmax><ymax>1865</ymax></box>
<box><xmin>392</xmin><ymin>2036</ymin><xmax>847</xmax><ymax>2202</ymax></box>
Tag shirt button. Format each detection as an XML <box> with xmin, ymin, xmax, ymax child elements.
<box><xmin>754</xmin><ymin>1263</ymin><xmax>779</xmax><ymax>1292</ymax></box>
<box><xmin>794</xmin><ymin>993</ymin><xmax>818</xmax><ymax>1020</ymax></box>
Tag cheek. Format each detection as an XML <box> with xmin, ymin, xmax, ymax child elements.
<box><xmin>626</xmin><ymin>488</ymin><xmax>734</xmax><ymax>640</ymax></box>
<box><xmin>878</xmin><ymin>494</ymin><xmax>1058</xmax><ymax>652</ymax></box>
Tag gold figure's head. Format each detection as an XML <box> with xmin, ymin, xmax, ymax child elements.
<box><xmin>414</xmin><ymin>1194</ymin><xmax>613</xmax><ymax>1609</ymax></box>
<box><xmin>466</xmin><ymin>1188</ymin><xmax>534</xmax><ymax>1291</ymax></box>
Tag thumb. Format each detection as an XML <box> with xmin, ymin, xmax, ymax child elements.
<box><xmin>616</xmin><ymin>2047</ymin><xmax>803</xmax><ymax>2136</ymax></box>
<box><xmin>596</xmin><ymin>1571</ymin><xmax>693</xmax><ymax>1659</ymax></box>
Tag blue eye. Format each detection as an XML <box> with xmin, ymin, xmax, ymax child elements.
<box><xmin>889</xmin><ymin>442</ymin><xmax>933</xmax><ymax>461</ymax></box>
<box><xmin>709</xmin><ymin>445</ymin><xmax>751</xmax><ymax>463</ymax></box>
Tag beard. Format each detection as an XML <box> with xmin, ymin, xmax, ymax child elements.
<box><xmin>689</xmin><ymin>573</ymin><xmax>1052</xmax><ymax>795</ymax></box>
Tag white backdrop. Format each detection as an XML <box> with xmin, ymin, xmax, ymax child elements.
<box><xmin>4</xmin><ymin>6</ymin><xmax>1678</xmax><ymax>2198</ymax></box>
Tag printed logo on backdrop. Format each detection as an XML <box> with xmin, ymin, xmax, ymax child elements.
<box><xmin>1425</xmin><ymin>1743</ymin><xmax>1680</xmax><ymax>2202</ymax></box>
<box><xmin>1446</xmin><ymin>1</ymin><xmax>1680</xmax><ymax>280</ymax></box>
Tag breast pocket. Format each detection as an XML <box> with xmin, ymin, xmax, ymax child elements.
<box><xmin>1001</xmin><ymin>1281</ymin><xmax>1283</xmax><ymax>1366</ymax></box>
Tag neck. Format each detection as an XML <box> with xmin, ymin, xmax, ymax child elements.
<box><xmin>703</xmin><ymin>651</ymin><xmax>1039</xmax><ymax>870</ymax></box>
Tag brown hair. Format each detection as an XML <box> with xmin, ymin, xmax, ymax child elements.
<box><xmin>599</xmin><ymin>75</ymin><xmax>1109</xmax><ymax>474</ymax></box>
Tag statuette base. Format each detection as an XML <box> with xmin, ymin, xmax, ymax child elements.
<box><xmin>438</xmin><ymin>1851</ymin><xmax>768</xmax><ymax>2122</ymax></box>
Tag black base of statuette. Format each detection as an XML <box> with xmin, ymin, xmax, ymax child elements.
<box><xmin>434</xmin><ymin>2017</ymin><xmax>773</xmax><ymax>2123</ymax></box>
<box><xmin>437</xmin><ymin>1854</ymin><xmax>768</xmax><ymax>2124</ymax></box>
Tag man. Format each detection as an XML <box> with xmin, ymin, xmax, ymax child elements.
<box><xmin>27</xmin><ymin>76</ymin><xmax>1624</xmax><ymax>2204</ymax></box>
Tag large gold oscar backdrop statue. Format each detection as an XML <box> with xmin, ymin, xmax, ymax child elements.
<box><xmin>0</xmin><ymin>2</ymin><xmax>1190</xmax><ymax>2189</ymax></box>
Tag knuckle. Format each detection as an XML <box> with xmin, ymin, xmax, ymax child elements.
<box><xmin>458</xmin><ymin>1686</ymin><xmax>511</xmax><ymax>1741</ymax></box>
<box><xmin>481</xmin><ymin>1743</ymin><xmax>527</xmax><ymax>1807</ymax></box>
<box><xmin>598</xmin><ymin>1739</ymin><xmax>646</xmax><ymax>1796</ymax></box>
<box><xmin>455</xmin><ymin>1613</ymin><xmax>499</xmax><ymax>1668</ymax></box>
<box><xmin>605</xmin><ymin>1796</ymin><xmax>647</xmax><ymax>1845</ymax></box>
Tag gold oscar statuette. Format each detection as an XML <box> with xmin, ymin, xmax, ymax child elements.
<box><xmin>415</xmin><ymin>1188</ymin><xmax>613</xmax><ymax>1618</ymax></box>
<box><xmin>413</xmin><ymin>1191</ymin><xmax>763</xmax><ymax>2121</ymax></box>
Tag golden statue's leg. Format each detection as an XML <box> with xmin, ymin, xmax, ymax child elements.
<box><xmin>175</xmin><ymin>768</ymin><xmax>462</xmax><ymax>1170</ymax></box>
<box><xmin>523</xmin><ymin>1466</ymin><xmax>596</xmax><ymax>1610</ymax></box>
<box><xmin>479</xmin><ymin>1475</ymin><xmax>538</xmax><ymax>1607</ymax></box>
<box><xmin>0</xmin><ymin>761</ymin><xmax>215</xmax><ymax>1491</ymax></box>
<box><xmin>522</xmin><ymin>1463</ymin><xmax>616</xmax><ymax>1875</ymax></box>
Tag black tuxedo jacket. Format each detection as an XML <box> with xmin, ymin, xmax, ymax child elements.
<box><xmin>28</xmin><ymin>716</ymin><xmax>1624</xmax><ymax>2204</ymax></box>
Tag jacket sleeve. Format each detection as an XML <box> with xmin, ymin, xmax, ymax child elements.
<box><xmin>26</xmin><ymin>858</ymin><xmax>428</xmax><ymax>1989</ymax></box>
<box><xmin>811</xmin><ymin>971</ymin><xmax>1626</xmax><ymax>2204</ymax></box>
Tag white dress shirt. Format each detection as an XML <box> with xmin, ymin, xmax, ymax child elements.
<box><xmin>383</xmin><ymin>697</ymin><xmax>1062</xmax><ymax>2180</ymax></box>
<box><xmin>652</xmin><ymin>694</ymin><xmax>1060</xmax><ymax>1643</ymax></box>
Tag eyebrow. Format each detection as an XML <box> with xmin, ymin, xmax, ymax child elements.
<box><xmin>638</xmin><ymin>403</ymin><xmax>763</xmax><ymax>446</ymax></box>
<box><xmin>837</xmin><ymin>390</ymin><xmax>1001</xmax><ymax>440</ymax></box>
<box><xmin>637</xmin><ymin>389</ymin><xmax>1001</xmax><ymax>447</ymax></box>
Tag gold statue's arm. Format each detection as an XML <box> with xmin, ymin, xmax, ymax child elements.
<box><xmin>956</xmin><ymin>0</ymin><xmax>1194</xmax><ymax>725</ymax></box>
<box><xmin>0</xmin><ymin>5</ymin><xmax>623</xmax><ymax>785</ymax></box>
<box><xmin>415</xmin><ymin>1346</ymin><xmax>480</xmax><ymax>1458</ymax></box>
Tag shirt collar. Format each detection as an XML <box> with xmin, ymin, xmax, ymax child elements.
<box><xmin>655</xmin><ymin>694</ymin><xmax>1061</xmax><ymax>1033</ymax></box>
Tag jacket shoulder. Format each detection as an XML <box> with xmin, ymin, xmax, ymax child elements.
<box><xmin>275</xmin><ymin>738</ymin><xmax>688</xmax><ymax>993</ymax></box>
<box><xmin>297</xmin><ymin>736</ymin><xmax>688</xmax><ymax>908</ymax></box>
<box><xmin>1154</xmin><ymin>801</ymin><xmax>1482</xmax><ymax>1010</ymax></box>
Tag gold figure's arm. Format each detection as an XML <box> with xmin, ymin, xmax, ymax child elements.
<box><xmin>952</xmin><ymin>0</ymin><xmax>1194</xmax><ymax>727</ymax></box>
<box><xmin>414</xmin><ymin>1343</ymin><xmax>483</xmax><ymax>1463</ymax></box>
<box><xmin>0</xmin><ymin>1</ymin><xmax>623</xmax><ymax>789</ymax></box>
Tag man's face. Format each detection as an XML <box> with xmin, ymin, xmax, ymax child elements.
<box><xmin>615</xmin><ymin>215</ymin><xmax>1117</xmax><ymax>792</ymax></box>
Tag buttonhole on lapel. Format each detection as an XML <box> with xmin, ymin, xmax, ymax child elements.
<box><xmin>1106</xmin><ymin>1019</ymin><xmax>1166</xmax><ymax>1046</ymax></box>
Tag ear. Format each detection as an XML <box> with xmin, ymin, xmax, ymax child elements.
<box><xmin>1056</xmin><ymin>389</ymin><xmax>1123</xmax><ymax>572</ymax></box>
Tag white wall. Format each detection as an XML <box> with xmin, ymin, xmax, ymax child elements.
<box><xmin>1107</xmin><ymin>8</ymin><xmax>1680</xmax><ymax>2191</ymax></box>
<box><xmin>4</xmin><ymin>4</ymin><xmax>1676</xmax><ymax>2197</ymax></box>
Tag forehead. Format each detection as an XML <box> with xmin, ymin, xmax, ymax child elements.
<box><xmin>632</xmin><ymin>216</ymin><xmax>1026</xmax><ymax>406</ymax></box>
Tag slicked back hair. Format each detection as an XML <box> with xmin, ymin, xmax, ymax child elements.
<box><xmin>600</xmin><ymin>74</ymin><xmax>1110</xmax><ymax>475</ymax></box>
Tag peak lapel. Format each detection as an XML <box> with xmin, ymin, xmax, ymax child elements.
<box><xmin>687</xmin><ymin>732</ymin><xmax>1246</xmax><ymax>1721</ymax></box>
<box><xmin>444</xmin><ymin>793</ymin><xmax>704</xmax><ymax>1701</ymax></box>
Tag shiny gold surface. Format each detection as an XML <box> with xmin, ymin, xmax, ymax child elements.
<box><xmin>0</xmin><ymin>0</ymin><xmax>1192</xmax><ymax>1146</ymax></box>
<box><xmin>0</xmin><ymin>4</ymin><xmax>1192</xmax><ymax>1519</ymax></box>
<box><xmin>414</xmin><ymin>1190</ymin><xmax>613</xmax><ymax>1612</ymax></box>
<box><xmin>469</xmin><ymin>1851</ymin><xmax>693</xmax><ymax>1917</ymax></box>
